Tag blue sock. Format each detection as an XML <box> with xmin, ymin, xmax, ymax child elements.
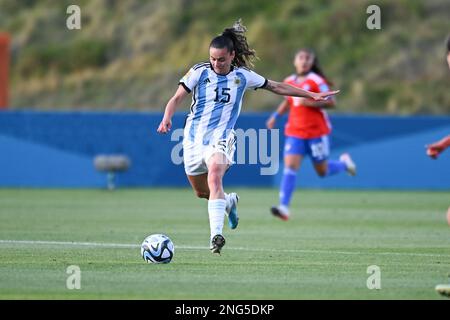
<box><xmin>279</xmin><ymin>168</ymin><xmax>297</xmax><ymax>207</ymax></box>
<box><xmin>326</xmin><ymin>160</ymin><xmax>347</xmax><ymax>176</ymax></box>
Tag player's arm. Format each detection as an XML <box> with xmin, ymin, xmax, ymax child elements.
<box><xmin>157</xmin><ymin>85</ymin><xmax>189</xmax><ymax>134</ymax></box>
<box><xmin>297</xmin><ymin>96</ymin><xmax>335</xmax><ymax>109</ymax></box>
<box><xmin>426</xmin><ymin>135</ymin><xmax>450</xmax><ymax>159</ymax></box>
<box><xmin>266</xmin><ymin>99</ymin><xmax>289</xmax><ymax>129</ymax></box>
<box><xmin>263</xmin><ymin>80</ymin><xmax>339</xmax><ymax>101</ymax></box>
<box><xmin>300</xmin><ymin>82</ymin><xmax>336</xmax><ymax>109</ymax></box>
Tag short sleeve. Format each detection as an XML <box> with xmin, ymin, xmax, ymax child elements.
<box><xmin>318</xmin><ymin>83</ymin><xmax>330</xmax><ymax>93</ymax></box>
<box><xmin>308</xmin><ymin>73</ymin><xmax>329</xmax><ymax>93</ymax></box>
<box><xmin>178</xmin><ymin>66</ymin><xmax>202</xmax><ymax>93</ymax></box>
<box><xmin>243</xmin><ymin>69</ymin><xmax>267</xmax><ymax>90</ymax></box>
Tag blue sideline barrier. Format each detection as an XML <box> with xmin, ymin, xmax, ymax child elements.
<box><xmin>0</xmin><ymin>111</ymin><xmax>448</xmax><ymax>189</ymax></box>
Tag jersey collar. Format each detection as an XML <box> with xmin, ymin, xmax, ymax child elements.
<box><xmin>210</xmin><ymin>63</ymin><xmax>235</xmax><ymax>76</ymax></box>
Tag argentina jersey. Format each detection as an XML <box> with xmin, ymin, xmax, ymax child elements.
<box><xmin>179</xmin><ymin>62</ymin><xmax>267</xmax><ymax>145</ymax></box>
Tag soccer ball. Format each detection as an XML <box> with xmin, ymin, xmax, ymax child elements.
<box><xmin>141</xmin><ymin>234</ymin><xmax>174</xmax><ymax>264</ymax></box>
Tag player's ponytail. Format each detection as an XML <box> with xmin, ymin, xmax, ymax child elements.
<box><xmin>297</xmin><ymin>48</ymin><xmax>333</xmax><ymax>86</ymax></box>
<box><xmin>210</xmin><ymin>19</ymin><xmax>258</xmax><ymax>68</ymax></box>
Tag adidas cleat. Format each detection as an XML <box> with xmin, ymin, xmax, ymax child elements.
<box><xmin>340</xmin><ymin>153</ymin><xmax>357</xmax><ymax>176</ymax></box>
<box><xmin>271</xmin><ymin>205</ymin><xmax>289</xmax><ymax>221</ymax></box>
<box><xmin>226</xmin><ymin>193</ymin><xmax>239</xmax><ymax>229</ymax></box>
<box><xmin>210</xmin><ymin>234</ymin><xmax>226</xmax><ymax>254</ymax></box>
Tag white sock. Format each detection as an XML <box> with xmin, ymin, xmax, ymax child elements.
<box><xmin>208</xmin><ymin>199</ymin><xmax>226</xmax><ymax>240</ymax></box>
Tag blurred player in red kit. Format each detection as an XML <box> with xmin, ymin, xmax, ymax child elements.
<box><xmin>266</xmin><ymin>48</ymin><xmax>355</xmax><ymax>220</ymax></box>
<box><xmin>426</xmin><ymin>35</ymin><xmax>450</xmax><ymax>160</ymax></box>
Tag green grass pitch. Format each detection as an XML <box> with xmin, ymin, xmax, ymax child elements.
<box><xmin>0</xmin><ymin>188</ymin><xmax>449</xmax><ymax>299</ymax></box>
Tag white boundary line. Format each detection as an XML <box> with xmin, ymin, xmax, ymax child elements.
<box><xmin>0</xmin><ymin>239</ymin><xmax>449</xmax><ymax>258</ymax></box>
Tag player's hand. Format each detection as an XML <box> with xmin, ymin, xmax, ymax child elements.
<box><xmin>266</xmin><ymin>116</ymin><xmax>276</xmax><ymax>129</ymax></box>
<box><xmin>426</xmin><ymin>143</ymin><xmax>444</xmax><ymax>159</ymax></box>
<box><xmin>312</xmin><ymin>90</ymin><xmax>340</xmax><ymax>101</ymax></box>
<box><xmin>157</xmin><ymin>117</ymin><xmax>172</xmax><ymax>134</ymax></box>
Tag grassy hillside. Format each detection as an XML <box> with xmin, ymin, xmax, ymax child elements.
<box><xmin>0</xmin><ymin>0</ymin><xmax>449</xmax><ymax>113</ymax></box>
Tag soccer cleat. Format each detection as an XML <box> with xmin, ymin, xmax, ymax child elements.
<box><xmin>226</xmin><ymin>193</ymin><xmax>239</xmax><ymax>229</ymax></box>
<box><xmin>210</xmin><ymin>234</ymin><xmax>226</xmax><ymax>254</ymax></box>
<box><xmin>340</xmin><ymin>153</ymin><xmax>357</xmax><ymax>176</ymax></box>
<box><xmin>271</xmin><ymin>205</ymin><xmax>290</xmax><ymax>221</ymax></box>
<box><xmin>435</xmin><ymin>284</ymin><xmax>450</xmax><ymax>298</ymax></box>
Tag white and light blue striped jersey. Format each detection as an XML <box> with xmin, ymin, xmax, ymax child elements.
<box><xmin>179</xmin><ymin>62</ymin><xmax>267</xmax><ymax>145</ymax></box>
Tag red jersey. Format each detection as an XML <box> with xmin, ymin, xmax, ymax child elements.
<box><xmin>284</xmin><ymin>72</ymin><xmax>332</xmax><ymax>139</ymax></box>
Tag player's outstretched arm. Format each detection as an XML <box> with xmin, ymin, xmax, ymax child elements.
<box><xmin>299</xmin><ymin>96</ymin><xmax>336</xmax><ymax>109</ymax></box>
<box><xmin>263</xmin><ymin>80</ymin><xmax>339</xmax><ymax>101</ymax></box>
<box><xmin>426</xmin><ymin>135</ymin><xmax>450</xmax><ymax>159</ymax></box>
<box><xmin>157</xmin><ymin>85</ymin><xmax>189</xmax><ymax>134</ymax></box>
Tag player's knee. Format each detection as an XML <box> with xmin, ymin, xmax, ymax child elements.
<box><xmin>195</xmin><ymin>190</ymin><xmax>209</xmax><ymax>199</ymax></box>
<box><xmin>207</xmin><ymin>171</ymin><xmax>223</xmax><ymax>192</ymax></box>
<box><xmin>316</xmin><ymin>169</ymin><xmax>327</xmax><ymax>177</ymax></box>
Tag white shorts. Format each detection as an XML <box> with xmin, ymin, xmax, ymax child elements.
<box><xmin>183</xmin><ymin>130</ymin><xmax>237</xmax><ymax>176</ymax></box>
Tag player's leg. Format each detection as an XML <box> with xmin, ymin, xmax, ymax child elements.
<box><xmin>186</xmin><ymin>173</ymin><xmax>238</xmax><ymax>219</ymax></box>
<box><xmin>184</xmin><ymin>150</ymin><xmax>227</xmax><ymax>254</ymax></box>
<box><xmin>203</xmin><ymin>130</ymin><xmax>239</xmax><ymax>253</ymax></box>
<box><xmin>187</xmin><ymin>173</ymin><xmax>209</xmax><ymax>199</ymax></box>
<box><xmin>184</xmin><ymin>137</ymin><xmax>232</xmax><ymax>251</ymax></box>
<box><xmin>184</xmin><ymin>137</ymin><xmax>235</xmax><ymax>202</ymax></box>
<box><xmin>309</xmin><ymin>135</ymin><xmax>332</xmax><ymax>177</ymax></box>
<box><xmin>271</xmin><ymin>136</ymin><xmax>305</xmax><ymax>220</ymax></box>
<box><xmin>206</xmin><ymin>152</ymin><xmax>229</xmax><ymax>254</ymax></box>
<box><xmin>210</xmin><ymin>132</ymin><xmax>239</xmax><ymax>230</ymax></box>
<box><xmin>313</xmin><ymin>159</ymin><xmax>353</xmax><ymax>177</ymax></box>
<box><xmin>313</xmin><ymin>160</ymin><xmax>328</xmax><ymax>177</ymax></box>
<box><xmin>310</xmin><ymin>135</ymin><xmax>356</xmax><ymax>177</ymax></box>
<box><xmin>185</xmin><ymin>162</ymin><xmax>236</xmax><ymax>253</ymax></box>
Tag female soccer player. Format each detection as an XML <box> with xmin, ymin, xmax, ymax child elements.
<box><xmin>266</xmin><ymin>48</ymin><xmax>355</xmax><ymax>221</ymax></box>
<box><xmin>157</xmin><ymin>21</ymin><xmax>339</xmax><ymax>254</ymax></box>
<box><xmin>426</xmin><ymin>135</ymin><xmax>450</xmax><ymax>159</ymax></box>
<box><xmin>447</xmin><ymin>34</ymin><xmax>450</xmax><ymax>69</ymax></box>
<box><xmin>426</xmin><ymin>36</ymin><xmax>450</xmax><ymax>160</ymax></box>
<box><xmin>432</xmin><ymin>35</ymin><xmax>450</xmax><ymax>298</ymax></box>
